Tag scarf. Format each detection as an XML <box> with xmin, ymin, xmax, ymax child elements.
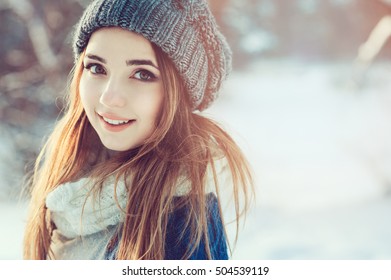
<box><xmin>45</xmin><ymin>158</ymin><xmax>225</xmax><ymax>239</ymax></box>
<box><xmin>45</xmin><ymin>176</ymin><xmax>128</xmax><ymax>239</ymax></box>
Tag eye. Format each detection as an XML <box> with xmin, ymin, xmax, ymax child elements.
<box><xmin>133</xmin><ymin>70</ymin><xmax>157</xmax><ymax>81</ymax></box>
<box><xmin>85</xmin><ymin>63</ymin><xmax>106</xmax><ymax>75</ymax></box>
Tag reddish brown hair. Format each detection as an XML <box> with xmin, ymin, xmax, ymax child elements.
<box><xmin>23</xmin><ymin>44</ymin><xmax>253</xmax><ymax>260</ymax></box>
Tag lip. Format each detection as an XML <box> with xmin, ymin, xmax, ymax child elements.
<box><xmin>97</xmin><ymin>112</ymin><xmax>135</xmax><ymax>132</ymax></box>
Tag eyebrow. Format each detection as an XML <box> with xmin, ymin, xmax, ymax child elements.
<box><xmin>86</xmin><ymin>54</ymin><xmax>106</xmax><ymax>63</ymax></box>
<box><xmin>85</xmin><ymin>54</ymin><xmax>159</xmax><ymax>70</ymax></box>
<box><xmin>126</xmin><ymin>59</ymin><xmax>159</xmax><ymax>70</ymax></box>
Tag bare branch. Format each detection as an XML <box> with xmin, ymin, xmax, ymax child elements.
<box><xmin>5</xmin><ymin>0</ymin><xmax>59</xmax><ymax>72</ymax></box>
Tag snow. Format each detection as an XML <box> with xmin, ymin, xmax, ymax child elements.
<box><xmin>0</xmin><ymin>201</ymin><xmax>28</xmax><ymax>259</ymax></box>
<box><xmin>1</xmin><ymin>58</ymin><xmax>391</xmax><ymax>259</ymax></box>
<box><xmin>206</xmin><ymin>59</ymin><xmax>391</xmax><ymax>259</ymax></box>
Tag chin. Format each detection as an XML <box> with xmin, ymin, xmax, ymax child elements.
<box><xmin>100</xmin><ymin>141</ymin><xmax>129</xmax><ymax>152</ymax></box>
<box><xmin>101</xmin><ymin>139</ymin><xmax>142</xmax><ymax>152</ymax></box>
<box><xmin>104</xmin><ymin>145</ymin><xmax>130</xmax><ymax>152</ymax></box>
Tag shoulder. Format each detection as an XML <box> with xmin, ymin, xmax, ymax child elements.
<box><xmin>165</xmin><ymin>193</ymin><xmax>229</xmax><ymax>260</ymax></box>
<box><xmin>105</xmin><ymin>193</ymin><xmax>229</xmax><ymax>260</ymax></box>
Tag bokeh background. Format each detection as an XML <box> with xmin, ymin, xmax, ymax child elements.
<box><xmin>1</xmin><ymin>0</ymin><xmax>391</xmax><ymax>259</ymax></box>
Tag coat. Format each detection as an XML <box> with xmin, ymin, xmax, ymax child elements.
<box><xmin>104</xmin><ymin>193</ymin><xmax>229</xmax><ymax>260</ymax></box>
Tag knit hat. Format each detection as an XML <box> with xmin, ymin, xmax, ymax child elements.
<box><xmin>72</xmin><ymin>0</ymin><xmax>232</xmax><ymax>111</ymax></box>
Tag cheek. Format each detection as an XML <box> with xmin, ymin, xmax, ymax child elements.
<box><xmin>145</xmin><ymin>86</ymin><xmax>164</xmax><ymax>122</ymax></box>
<box><xmin>79</xmin><ymin>74</ymin><xmax>98</xmax><ymax>111</ymax></box>
<box><xmin>132</xmin><ymin>82</ymin><xmax>164</xmax><ymax>115</ymax></box>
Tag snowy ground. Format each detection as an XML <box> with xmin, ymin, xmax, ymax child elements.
<box><xmin>1</xmin><ymin>58</ymin><xmax>391</xmax><ymax>259</ymax></box>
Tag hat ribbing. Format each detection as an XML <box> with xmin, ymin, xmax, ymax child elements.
<box><xmin>73</xmin><ymin>0</ymin><xmax>232</xmax><ymax>111</ymax></box>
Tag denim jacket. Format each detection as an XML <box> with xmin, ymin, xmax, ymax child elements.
<box><xmin>105</xmin><ymin>193</ymin><xmax>228</xmax><ymax>260</ymax></box>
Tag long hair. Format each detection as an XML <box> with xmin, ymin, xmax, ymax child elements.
<box><xmin>23</xmin><ymin>44</ymin><xmax>254</xmax><ymax>260</ymax></box>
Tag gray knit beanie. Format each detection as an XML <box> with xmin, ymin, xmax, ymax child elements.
<box><xmin>72</xmin><ymin>0</ymin><xmax>232</xmax><ymax>111</ymax></box>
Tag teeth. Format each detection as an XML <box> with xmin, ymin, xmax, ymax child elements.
<box><xmin>102</xmin><ymin>117</ymin><xmax>130</xmax><ymax>125</ymax></box>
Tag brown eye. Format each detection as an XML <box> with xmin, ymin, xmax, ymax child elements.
<box><xmin>85</xmin><ymin>63</ymin><xmax>106</xmax><ymax>75</ymax></box>
<box><xmin>134</xmin><ymin>70</ymin><xmax>156</xmax><ymax>81</ymax></box>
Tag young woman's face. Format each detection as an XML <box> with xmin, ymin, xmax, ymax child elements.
<box><xmin>79</xmin><ymin>27</ymin><xmax>164</xmax><ymax>151</ymax></box>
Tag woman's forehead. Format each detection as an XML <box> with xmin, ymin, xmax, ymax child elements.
<box><xmin>86</xmin><ymin>27</ymin><xmax>157</xmax><ymax>63</ymax></box>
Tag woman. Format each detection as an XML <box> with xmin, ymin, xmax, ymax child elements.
<box><xmin>23</xmin><ymin>0</ymin><xmax>253</xmax><ymax>260</ymax></box>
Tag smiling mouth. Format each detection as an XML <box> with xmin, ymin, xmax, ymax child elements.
<box><xmin>97</xmin><ymin>113</ymin><xmax>135</xmax><ymax>129</ymax></box>
<box><xmin>102</xmin><ymin>116</ymin><xmax>131</xmax><ymax>126</ymax></box>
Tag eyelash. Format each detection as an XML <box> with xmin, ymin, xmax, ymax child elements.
<box><xmin>84</xmin><ymin>63</ymin><xmax>157</xmax><ymax>82</ymax></box>
<box><xmin>134</xmin><ymin>70</ymin><xmax>157</xmax><ymax>81</ymax></box>
<box><xmin>84</xmin><ymin>63</ymin><xmax>106</xmax><ymax>75</ymax></box>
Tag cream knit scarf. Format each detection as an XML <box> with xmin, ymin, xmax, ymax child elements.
<box><xmin>45</xmin><ymin>177</ymin><xmax>128</xmax><ymax>239</ymax></box>
<box><xmin>45</xmin><ymin>177</ymin><xmax>196</xmax><ymax>239</ymax></box>
<box><xmin>45</xmin><ymin>158</ymin><xmax>225</xmax><ymax>239</ymax></box>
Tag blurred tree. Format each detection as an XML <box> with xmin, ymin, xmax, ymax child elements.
<box><xmin>0</xmin><ymin>0</ymin><xmax>84</xmax><ymax>199</ymax></box>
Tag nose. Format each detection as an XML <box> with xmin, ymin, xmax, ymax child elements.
<box><xmin>99</xmin><ymin>78</ymin><xmax>126</xmax><ymax>108</ymax></box>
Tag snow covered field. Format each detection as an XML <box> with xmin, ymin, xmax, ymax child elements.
<box><xmin>1</xmin><ymin>59</ymin><xmax>391</xmax><ymax>260</ymax></box>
